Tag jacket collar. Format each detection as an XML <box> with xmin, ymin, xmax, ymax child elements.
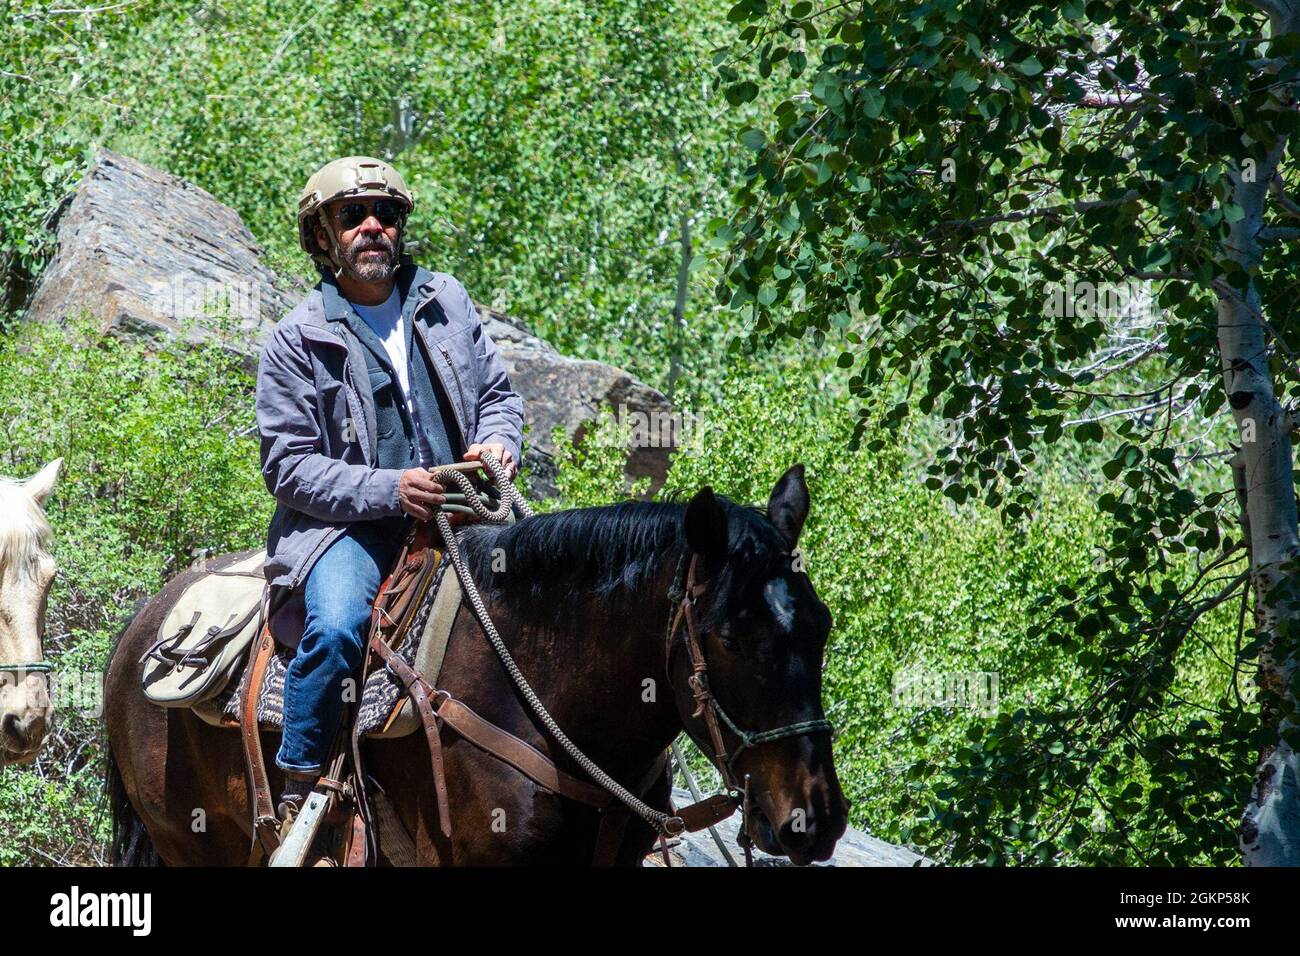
<box><xmin>318</xmin><ymin>255</ymin><xmax>435</xmax><ymax>323</ymax></box>
<box><xmin>299</xmin><ymin>255</ymin><xmax>447</xmax><ymax>348</ymax></box>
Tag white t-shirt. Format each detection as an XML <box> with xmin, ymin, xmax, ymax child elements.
<box><xmin>352</xmin><ymin>288</ymin><xmax>433</xmax><ymax>466</ymax></box>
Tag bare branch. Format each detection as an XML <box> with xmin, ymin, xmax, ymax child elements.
<box><xmin>1258</xmin><ymin>226</ymin><xmax>1300</xmax><ymax>241</ymax></box>
<box><xmin>1081</xmin><ymin>93</ymin><xmax>1149</xmax><ymax>110</ymax></box>
<box><xmin>1076</xmin><ymin>189</ymin><xmax>1142</xmax><ymax>211</ymax></box>
<box><xmin>1269</xmin><ymin>175</ymin><xmax>1300</xmax><ymax>220</ymax></box>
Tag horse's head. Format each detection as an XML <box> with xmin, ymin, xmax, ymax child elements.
<box><xmin>0</xmin><ymin>458</ymin><xmax>61</xmax><ymax>766</ymax></box>
<box><xmin>670</xmin><ymin>464</ymin><xmax>849</xmax><ymax>865</ymax></box>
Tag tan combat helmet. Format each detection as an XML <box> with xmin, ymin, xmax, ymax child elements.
<box><xmin>297</xmin><ymin>156</ymin><xmax>415</xmax><ymax>276</ymax></box>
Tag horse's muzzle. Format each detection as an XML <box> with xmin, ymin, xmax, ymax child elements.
<box><xmin>0</xmin><ymin>707</ymin><xmax>49</xmax><ymax>765</ymax></box>
<box><xmin>749</xmin><ymin>777</ymin><xmax>849</xmax><ymax>866</ymax></box>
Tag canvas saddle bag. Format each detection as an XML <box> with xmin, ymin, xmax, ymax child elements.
<box><xmin>140</xmin><ymin>528</ymin><xmax>473</xmax><ymax>736</ymax></box>
<box><xmin>140</xmin><ymin>551</ymin><xmax>268</xmax><ymax>707</ymax></box>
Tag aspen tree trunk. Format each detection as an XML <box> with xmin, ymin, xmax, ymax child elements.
<box><xmin>1228</xmin><ymin>67</ymin><xmax>1300</xmax><ymax>859</ymax></box>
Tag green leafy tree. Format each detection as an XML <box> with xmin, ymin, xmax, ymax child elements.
<box><xmin>716</xmin><ymin>0</ymin><xmax>1300</xmax><ymax>863</ymax></box>
<box><xmin>0</xmin><ymin>316</ymin><xmax>270</xmax><ymax>864</ymax></box>
<box><xmin>1</xmin><ymin>0</ymin><xmax>763</xmax><ymax>397</ymax></box>
<box><xmin>541</xmin><ymin>354</ymin><xmax>1163</xmax><ymax>857</ymax></box>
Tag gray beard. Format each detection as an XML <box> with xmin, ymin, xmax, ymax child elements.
<box><xmin>341</xmin><ymin>236</ymin><xmax>398</xmax><ymax>282</ymax></box>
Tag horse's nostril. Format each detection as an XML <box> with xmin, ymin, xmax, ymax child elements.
<box><xmin>23</xmin><ymin>712</ymin><xmax>47</xmax><ymax>747</ymax></box>
<box><xmin>779</xmin><ymin>815</ymin><xmax>816</xmax><ymax>851</ymax></box>
<box><xmin>0</xmin><ymin>713</ymin><xmax>20</xmax><ymax>746</ymax></box>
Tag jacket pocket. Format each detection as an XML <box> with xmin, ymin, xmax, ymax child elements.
<box><xmin>417</xmin><ymin>324</ymin><xmax>472</xmax><ymax>439</ymax></box>
<box><xmin>366</xmin><ymin>367</ymin><xmax>397</xmax><ymax>439</ymax></box>
<box><xmin>435</xmin><ymin>333</ymin><xmax>476</xmax><ymax>438</ymax></box>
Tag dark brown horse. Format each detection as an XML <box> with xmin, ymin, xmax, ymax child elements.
<box><xmin>105</xmin><ymin>465</ymin><xmax>849</xmax><ymax>865</ymax></box>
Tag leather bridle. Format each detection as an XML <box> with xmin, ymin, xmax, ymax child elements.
<box><xmin>664</xmin><ymin>552</ymin><xmax>835</xmax><ymax>799</ymax></box>
<box><xmin>0</xmin><ymin>588</ymin><xmax>53</xmax><ymax>680</ymax></box>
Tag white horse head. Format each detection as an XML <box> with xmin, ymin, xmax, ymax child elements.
<box><xmin>0</xmin><ymin>458</ymin><xmax>61</xmax><ymax>765</ymax></box>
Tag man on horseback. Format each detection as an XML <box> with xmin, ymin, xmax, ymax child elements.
<box><xmin>255</xmin><ymin>156</ymin><xmax>523</xmax><ymax>822</ymax></box>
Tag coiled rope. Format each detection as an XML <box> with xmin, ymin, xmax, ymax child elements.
<box><xmin>430</xmin><ymin>453</ymin><xmax>677</xmax><ymax>833</ymax></box>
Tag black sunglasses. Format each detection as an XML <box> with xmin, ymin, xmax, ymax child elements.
<box><xmin>336</xmin><ymin>198</ymin><xmax>406</xmax><ymax>231</ymax></box>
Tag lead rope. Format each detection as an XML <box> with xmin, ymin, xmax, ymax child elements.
<box><xmin>430</xmin><ymin>453</ymin><xmax>678</xmax><ymax>835</ymax></box>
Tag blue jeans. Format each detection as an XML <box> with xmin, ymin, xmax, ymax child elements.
<box><xmin>276</xmin><ymin>518</ymin><xmax>406</xmax><ymax>775</ymax></box>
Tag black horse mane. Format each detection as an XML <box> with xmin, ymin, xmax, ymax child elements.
<box><xmin>460</xmin><ymin>496</ymin><xmax>779</xmax><ymax>631</ymax></box>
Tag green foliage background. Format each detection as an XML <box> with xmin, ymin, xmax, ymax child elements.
<box><xmin>0</xmin><ymin>0</ymin><xmax>1247</xmax><ymax>865</ymax></box>
<box><xmin>0</xmin><ymin>317</ymin><xmax>271</xmax><ymax>864</ymax></box>
<box><xmin>2</xmin><ymin>0</ymin><xmax>773</xmax><ymax>404</ymax></box>
<box><xmin>704</xmin><ymin>0</ymin><xmax>1279</xmax><ymax>866</ymax></box>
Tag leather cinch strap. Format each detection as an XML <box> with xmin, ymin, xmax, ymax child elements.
<box><xmin>240</xmin><ymin>619</ymin><xmax>280</xmax><ymax>865</ymax></box>
<box><xmin>370</xmin><ymin>633</ymin><xmax>611</xmax><ymax>811</ymax></box>
<box><xmin>433</xmin><ymin>696</ymin><xmax>612</xmax><ymax>807</ymax></box>
<box><xmin>370</xmin><ymin>638</ymin><xmax>452</xmax><ymax>839</ymax></box>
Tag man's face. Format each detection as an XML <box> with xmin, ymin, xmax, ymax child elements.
<box><xmin>316</xmin><ymin>197</ymin><xmax>405</xmax><ymax>282</ymax></box>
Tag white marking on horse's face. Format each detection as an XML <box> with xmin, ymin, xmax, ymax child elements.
<box><xmin>764</xmin><ymin>578</ymin><xmax>796</xmax><ymax>634</ymax></box>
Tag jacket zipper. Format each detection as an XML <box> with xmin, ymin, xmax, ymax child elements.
<box><xmin>438</xmin><ymin>342</ymin><xmax>471</xmax><ymax>435</ymax></box>
<box><xmin>416</xmin><ymin>327</ymin><xmax>467</xmax><ymax>446</ymax></box>
<box><xmin>338</xmin><ymin>347</ymin><xmax>375</xmax><ymax>464</ymax></box>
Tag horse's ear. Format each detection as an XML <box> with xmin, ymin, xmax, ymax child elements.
<box><xmin>684</xmin><ymin>486</ymin><xmax>728</xmax><ymax>559</ymax></box>
<box><xmin>767</xmin><ymin>464</ymin><xmax>809</xmax><ymax>549</ymax></box>
<box><xmin>24</xmin><ymin>458</ymin><xmax>62</xmax><ymax>507</ymax></box>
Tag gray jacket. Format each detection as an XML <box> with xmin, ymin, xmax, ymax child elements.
<box><xmin>255</xmin><ymin>260</ymin><xmax>524</xmax><ymax>588</ymax></box>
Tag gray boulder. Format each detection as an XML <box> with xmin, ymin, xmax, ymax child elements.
<box><xmin>26</xmin><ymin>149</ymin><xmax>294</xmax><ymax>361</ymax></box>
<box><xmin>474</xmin><ymin>306</ymin><xmax>675</xmax><ymax>497</ymax></box>
<box><xmin>24</xmin><ymin>148</ymin><xmax>672</xmax><ymax>497</ymax></box>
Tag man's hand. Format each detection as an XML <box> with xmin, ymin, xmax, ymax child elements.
<box><xmin>464</xmin><ymin>442</ymin><xmax>516</xmax><ymax>480</ymax></box>
<box><xmin>398</xmin><ymin>469</ymin><xmax>446</xmax><ymax>521</ymax></box>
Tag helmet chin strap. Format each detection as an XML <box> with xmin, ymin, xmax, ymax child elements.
<box><xmin>316</xmin><ymin>209</ymin><xmax>347</xmax><ymax>280</ymax></box>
